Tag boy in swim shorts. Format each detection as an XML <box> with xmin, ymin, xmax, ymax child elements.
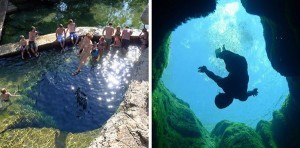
<box><xmin>66</xmin><ymin>19</ymin><xmax>79</xmax><ymax>46</ymax></box>
<box><xmin>28</xmin><ymin>26</ymin><xmax>39</xmax><ymax>57</ymax></box>
<box><xmin>56</xmin><ymin>24</ymin><xmax>66</xmax><ymax>52</ymax></box>
<box><xmin>19</xmin><ymin>35</ymin><xmax>31</xmax><ymax>59</ymax></box>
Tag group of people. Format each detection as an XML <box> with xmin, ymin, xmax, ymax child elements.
<box><xmin>19</xmin><ymin>26</ymin><xmax>39</xmax><ymax>59</ymax></box>
<box><xmin>19</xmin><ymin>20</ymin><xmax>148</xmax><ymax>60</ymax></box>
<box><xmin>18</xmin><ymin>19</ymin><xmax>148</xmax><ymax>76</ymax></box>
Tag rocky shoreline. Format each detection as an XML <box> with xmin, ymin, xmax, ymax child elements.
<box><xmin>89</xmin><ymin>48</ymin><xmax>149</xmax><ymax>147</ymax></box>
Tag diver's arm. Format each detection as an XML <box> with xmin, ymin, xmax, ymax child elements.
<box><xmin>198</xmin><ymin>66</ymin><xmax>222</xmax><ymax>83</ymax></box>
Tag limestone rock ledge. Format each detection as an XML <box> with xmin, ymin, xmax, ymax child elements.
<box><xmin>89</xmin><ymin>50</ymin><xmax>149</xmax><ymax>148</ymax></box>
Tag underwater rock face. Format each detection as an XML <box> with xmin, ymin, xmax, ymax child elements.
<box><xmin>0</xmin><ymin>128</ymin><xmax>57</xmax><ymax>147</ymax></box>
<box><xmin>211</xmin><ymin>120</ymin><xmax>264</xmax><ymax>148</ymax></box>
<box><xmin>240</xmin><ymin>1</ymin><xmax>300</xmax><ymax>146</ymax></box>
<box><xmin>241</xmin><ymin>0</ymin><xmax>300</xmax><ymax>77</ymax></box>
<box><xmin>271</xmin><ymin>94</ymin><xmax>300</xmax><ymax>147</ymax></box>
<box><xmin>153</xmin><ymin>81</ymin><xmax>214</xmax><ymax>148</ymax></box>
<box><xmin>0</xmin><ymin>127</ymin><xmax>98</xmax><ymax>147</ymax></box>
<box><xmin>256</xmin><ymin>120</ymin><xmax>276</xmax><ymax>148</ymax></box>
<box><xmin>152</xmin><ymin>0</ymin><xmax>216</xmax><ymax>89</ymax></box>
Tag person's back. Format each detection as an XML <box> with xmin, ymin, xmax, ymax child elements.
<box><xmin>198</xmin><ymin>45</ymin><xmax>258</xmax><ymax>109</ymax></box>
<box><xmin>122</xmin><ymin>28</ymin><xmax>132</xmax><ymax>40</ymax></box>
<box><xmin>218</xmin><ymin>49</ymin><xmax>249</xmax><ymax>99</ymax></box>
<box><xmin>103</xmin><ymin>24</ymin><xmax>114</xmax><ymax>39</ymax></box>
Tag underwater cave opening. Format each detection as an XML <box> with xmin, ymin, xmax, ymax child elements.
<box><xmin>162</xmin><ymin>0</ymin><xmax>289</xmax><ymax>131</ymax></box>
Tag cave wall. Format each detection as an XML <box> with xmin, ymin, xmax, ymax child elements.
<box><xmin>153</xmin><ymin>81</ymin><xmax>214</xmax><ymax>147</ymax></box>
<box><xmin>241</xmin><ymin>0</ymin><xmax>300</xmax><ymax>147</ymax></box>
<box><xmin>152</xmin><ymin>0</ymin><xmax>217</xmax><ymax>147</ymax></box>
<box><xmin>241</xmin><ymin>0</ymin><xmax>300</xmax><ymax>77</ymax></box>
<box><xmin>152</xmin><ymin>0</ymin><xmax>216</xmax><ymax>89</ymax></box>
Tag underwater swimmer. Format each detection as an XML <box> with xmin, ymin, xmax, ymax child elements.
<box><xmin>198</xmin><ymin>45</ymin><xmax>258</xmax><ymax>109</ymax></box>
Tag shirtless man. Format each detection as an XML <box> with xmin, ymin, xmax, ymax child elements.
<box><xmin>0</xmin><ymin>88</ymin><xmax>20</xmax><ymax>103</ymax></box>
<box><xmin>121</xmin><ymin>26</ymin><xmax>133</xmax><ymax>52</ymax></box>
<box><xmin>56</xmin><ymin>24</ymin><xmax>66</xmax><ymax>51</ymax></box>
<box><xmin>66</xmin><ymin>19</ymin><xmax>79</xmax><ymax>46</ymax></box>
<box><xmin>102</xmin><ymin>23</ymin><xmax>114</xmax><ymax>49</ymax></box>
<box><xmin>28</xmin><ymin>26</ymin><xmax>39</xmax><ymax>57</ymax></box>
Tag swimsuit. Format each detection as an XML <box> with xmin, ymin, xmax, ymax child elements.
<box><xmin>57</xmin><ymin>35</ymin><xmax>65</xmax><ymax>43</ymax></box>
<box><xmin>91</xmin><ymin>48</ymin><xmax>99</xmax><ymax>57</ymax></box>
<box><xmin>115</xmin><ymin>32</ymin><xmax>121</xmax><ymax>37</ymax></box>
<box><xmin>29</xmin><ymin>41</ymin><xmax>36</xmax><ymax>49</ymax></box>
<box><xmin>81</xmin><ymin>49</ymin><xmax>90</xmax><ymax>57</ymax></box>
<box><xmin>105</xmin><ymin>38</ymin><xmax>112</xmax><ymax>45</ymax></box>
<box><xmin>122</xmin><ymin>39</ymin><xmax>130</xmax><ymax>49</ymax></box>
<box><xmin>70</xmin><ymin>32</ymin><xmax>78</xmax><ymax>40</ymax></box>
<box><xmin>21</xmin><ymin>45</ymin><xmax>27</xmax><ymax>51</ymax></box>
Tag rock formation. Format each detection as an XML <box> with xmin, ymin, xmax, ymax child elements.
<box><xmin>89</xmin><ymin>49</ymin><xmax>149</xmax><ymax>147</ymax></box>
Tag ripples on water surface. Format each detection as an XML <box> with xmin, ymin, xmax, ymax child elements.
<box><xmin>0</xmin><ymin>46</ymin><xmax>141</xmax><ymax>132</ymax></box>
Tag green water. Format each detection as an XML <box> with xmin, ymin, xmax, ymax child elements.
<box><xmin>1</xmin><ymin>0</ymin><xmax>147</xmax><ymax>44</ymax></box>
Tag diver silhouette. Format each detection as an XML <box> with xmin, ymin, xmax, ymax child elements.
<box><xmin>198</xmin><ymin>45</ymin><xmax>258</xmax><ymax>109</ymax></box>
<box><xmin>75</xmin><ymin>87</ymin><xmax>88</xmax><ymax>110</ymax></box>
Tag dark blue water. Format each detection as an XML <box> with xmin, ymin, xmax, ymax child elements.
<box><xmin>162</xmin><ymin>0</ymin><xmax>289</xmax><ymax>131</ymax></box>
<box><xmin>0</xmin><ymin>46</ymin><xmax>140</xmax><ymax>133</ymax></box>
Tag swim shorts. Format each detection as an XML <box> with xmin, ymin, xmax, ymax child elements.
<box><xmin>122</xmin><ymin>39</ymin><xmax>130</xmax><ymax>49</ymax></box>
<box><xmin>70</xmin><ymin>32</ymin><xmax>78</xmax><ymax>40</ymax></box>
<box><xmin>57</xmin><ymin>35</ymin><xmax>65</xmax><ymax>43</ymax></box>
<box><xmin>20</xmin><ymin>45</ymin><xmax>27</xmax><ymax>51</ymax></box>
<box><xmin>91</xmin><ymin>48</ymin><xmax>99</xmax><ymax>57</ymax></box>
<box><xmin>29</xmin><ymin>41</ymin><xmax>36</xmax><ymax>49</ymax></box>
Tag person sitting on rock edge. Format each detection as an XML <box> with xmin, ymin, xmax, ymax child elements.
<box><xmin>19</xmin><ymin>35</ymin><xmax>31</xmax><ymax>59</ymax></box>
<box><xmin>66</xmin><ymin>19</ymin><xmax>79</xmax><ymax>46</ymax></box>
<box><xmin>56</xmin><ymin>24</ymin><xmax>66</xmax><ymax>52</ymax></box>
<box><xmin>198</xmin><ymin>45</ymin><xmax>258</xmax><ymax>109</ymax></box>
<box><xmin>28</xmin><ymin>26</ymin><xmax>39</xmax><ymax>57</ymax></box>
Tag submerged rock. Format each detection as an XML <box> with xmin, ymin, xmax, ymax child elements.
<box><xmin>0</xmin><ymin>128</ymin><xmax>57</xmax><ymax>147</ymax></box>
<box><xmin>256</xmin><ymin>120</ymin><xmax>276</xmax><ymax>148</ymax></box>
<box><xmin>152</xmin><ymin>0</ymin><xmax>217</xmax><ymax>89</ymax></box>
<box><xmin>211</xmin><ymin>120</ymin><xmax>264</xmax><ymax>148</ymax></box>
<box><xmin>153</xmin><ymin>81</ymin><xmax>214</xmax><ymax>148</ymax></box>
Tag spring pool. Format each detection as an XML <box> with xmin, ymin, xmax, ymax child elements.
<box><xmin>0</xmin><ymin>45</ymin><xmax>141</xmax><ymax>133</ymax></box>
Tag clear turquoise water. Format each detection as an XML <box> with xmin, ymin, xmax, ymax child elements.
<box><xmin>162</xmin><ymin>0</ymin><xmax>288</xmax><ymax>131</ymax></box>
